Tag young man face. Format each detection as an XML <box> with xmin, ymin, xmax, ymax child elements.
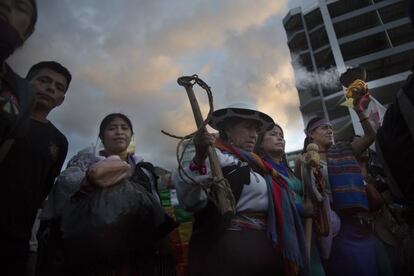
<box><xmin>29</xmin><ymin>68</ymin><xmax>68</xmax><ymax>111</ymax></box>
<box><xmin>0</xmin><ymin>0</ymin><xmax>34</xmax><ymax>40</ymax></box>
<box><xmin>310</xmin><ymin>124</ymin><xmax>334</xmax><ymax>149</ymax></box>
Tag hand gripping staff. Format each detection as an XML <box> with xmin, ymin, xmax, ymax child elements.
<box><xmin>164</xmin><ymin>75</ymin><xmax>235</xmax><ymax>215</ymax></box>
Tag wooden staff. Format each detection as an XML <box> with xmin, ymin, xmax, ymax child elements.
<box><xmin>177</xmin><ymin>75</ymin><xmax>235</xmax><ymax>215</ymax></box>
<box><xmin>301</xmin><ymin>162</ymin><xmax>313</xmax><ymax>260</ymax></box>
<box><xmin>301</xmin><ymin>143</ymin><xmax>321</xmax><ymax>260</ymax></box>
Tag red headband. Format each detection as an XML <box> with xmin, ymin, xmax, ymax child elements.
<box><xmin>305</xmin><ymin>118</ymin><xmax>331</xmax><ymax>137</ymax></box>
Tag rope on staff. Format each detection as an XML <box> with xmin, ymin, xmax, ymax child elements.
<box><xmin>161</xmin><ymin>75</ymin><xmax>235</xmax><ymax>210</ymax></box>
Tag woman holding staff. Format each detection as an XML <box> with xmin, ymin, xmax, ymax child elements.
<box><xmin>174</xmin><ymin>103</ymin><xmax>307</xmax><ymax>276</ymax></box>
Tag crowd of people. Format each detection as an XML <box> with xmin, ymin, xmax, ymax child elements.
<box><xmin>0</xmin><ymin>0</ymin><xmax>413</xmax><ymax>275</ymax></box>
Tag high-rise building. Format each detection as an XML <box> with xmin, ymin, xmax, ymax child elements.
<box><xmin>283</xmin><ymin>0</ymin><xmax>414</xmax><ymax>141</ymax></box>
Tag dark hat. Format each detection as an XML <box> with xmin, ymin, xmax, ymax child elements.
<box><xmin>209</xmin><ymin>102</ymin><xmax>274</xmax><ymax>133</ymax></box>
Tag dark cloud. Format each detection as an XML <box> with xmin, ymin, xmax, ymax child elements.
<box><xmin>8</xmin><ymin>0</ymin><xmax>312</xmax><ymax>169</ymax></box>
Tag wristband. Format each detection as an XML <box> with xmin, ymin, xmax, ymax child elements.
<box><xmin>189</xmin><ymin>159</ymin><xmax>207</xmax><ymax>175</ymax></box>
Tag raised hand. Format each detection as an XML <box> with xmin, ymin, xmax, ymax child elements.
<box><xmin>193</xmin><ymin>128</ymin><xmax>215</xmax><ymax>165</ymax></box>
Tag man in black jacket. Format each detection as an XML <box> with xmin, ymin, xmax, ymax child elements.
<box><xmin>0</xmin><ymin>61</ymin><xmax>72</xmax><ymax>276</ymax></box>
<box><xmin>0</xmin><ymin>60</ymin><xmax>71</xmax><ymax>275</ymax></box>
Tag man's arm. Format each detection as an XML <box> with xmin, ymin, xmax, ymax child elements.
<box><xmin>351</xmin><ymin>110</ymin><xmax>376</xmax><ymax>156</ymax></box>
<box><xmin>351</xmin><ymin>86</ymin><xmax>376</xmax><ymax>156</ymax></box>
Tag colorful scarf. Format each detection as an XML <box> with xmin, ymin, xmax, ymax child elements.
<box><xmin>215</xmin><ymin>139</ymin><xmax>307</xmax><ymax>275</ymax></box>
<box><xmin>327</xmin><ymin>142</ymin><xmax>369</xmax><ymax>211</ymax></box>
<box><xmin>264</xmin><ymin>157</ymin><xmax>290</xmax><ymax>177</ymax></box>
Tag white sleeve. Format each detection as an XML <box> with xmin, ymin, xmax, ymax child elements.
<box><xmin>172</xmin><ymin>167</ymin><xmax>210</xmax><ymax>212</ymax></box>
<box><xmin>173</xmin><ymin>149</ymin><xmax>238</xmax><ymax>212</ymax></box>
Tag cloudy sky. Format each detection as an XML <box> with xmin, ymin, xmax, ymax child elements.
<box><xmin>9</xmin><ymin>0</ymin><xmax>314</xmax><ymax>169</ymax></box>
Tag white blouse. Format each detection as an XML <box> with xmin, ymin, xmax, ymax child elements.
<box><xmin>173</xmin><ymin>149</ymin><xmax>269</xmax><ymax>213</ymax></box>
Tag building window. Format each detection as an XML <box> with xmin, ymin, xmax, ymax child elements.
<box><xmin>328</xmin><ymin>0</ymin><xmax>372</xmax><ymax>18</ymax></box>
<box><xmin>333</xmin><ymin>11</ymin><xmax>380</xmax><ymax>39</ymax></box>
<box><xmin>340</xmin><ymin>32</ymin><xmax>390</xmax><ymax>61</ymax></box>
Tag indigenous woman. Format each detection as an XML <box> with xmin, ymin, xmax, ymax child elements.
<box><xmin>299</xmin><ymin>107</ymin><xmax>377</xmax><ymax>276</ymax></box>
<box><xmin>37</xmin><ymin>113</ymin><xmax>176</xmax><ymax>275</ymax></box>
<box><xmin>255</xmin><ymin>123</ymin><xmax>326</xmax><ymax>276</ymax></box>
<box><xmin>174</xmin><ymin>103</ymin><xmax>307</xmax><ymax>276</ymax></box>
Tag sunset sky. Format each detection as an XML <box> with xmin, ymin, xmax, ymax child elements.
<box><xmin>9</xmin><ymin>0</ymin><xmax>315</xmax><ymax>169</ymax></box>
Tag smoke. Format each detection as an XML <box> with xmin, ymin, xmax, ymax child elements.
<box><xmin>290</xmin><ymin>55</ymin><xmax>342</xmax><ymax>95</ymax></box>
<box><xmin>296</xmin><ymin>67</ymin><xmax>341</xmax><ymax>90</ymax></box>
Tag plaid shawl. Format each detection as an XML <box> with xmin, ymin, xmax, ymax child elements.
<box><xmin>327</xmin><ymin>142</ymin><xmax>369</xmax><ymax>211</ymax></box>
<box><xmin>215</xmin><ymin>139</ymin><xmax>307</xmax><ymax>275</ymax></box>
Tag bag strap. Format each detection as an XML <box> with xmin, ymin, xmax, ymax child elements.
<box><xmin>135</xmin><ymin>162</ymin><xmax>160</xmax><ymax>196</ymax></box>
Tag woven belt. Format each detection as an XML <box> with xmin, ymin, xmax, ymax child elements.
<box><xmin>227</xmin><ymin>212</ymin><xmax>267</xmax><ymax>231</ymax></box>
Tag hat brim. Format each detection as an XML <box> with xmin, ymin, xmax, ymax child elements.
<box><xmin>209</xmin><ymin>107</ymin><xmax>274</xmax><ymax>133</ymax></box>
